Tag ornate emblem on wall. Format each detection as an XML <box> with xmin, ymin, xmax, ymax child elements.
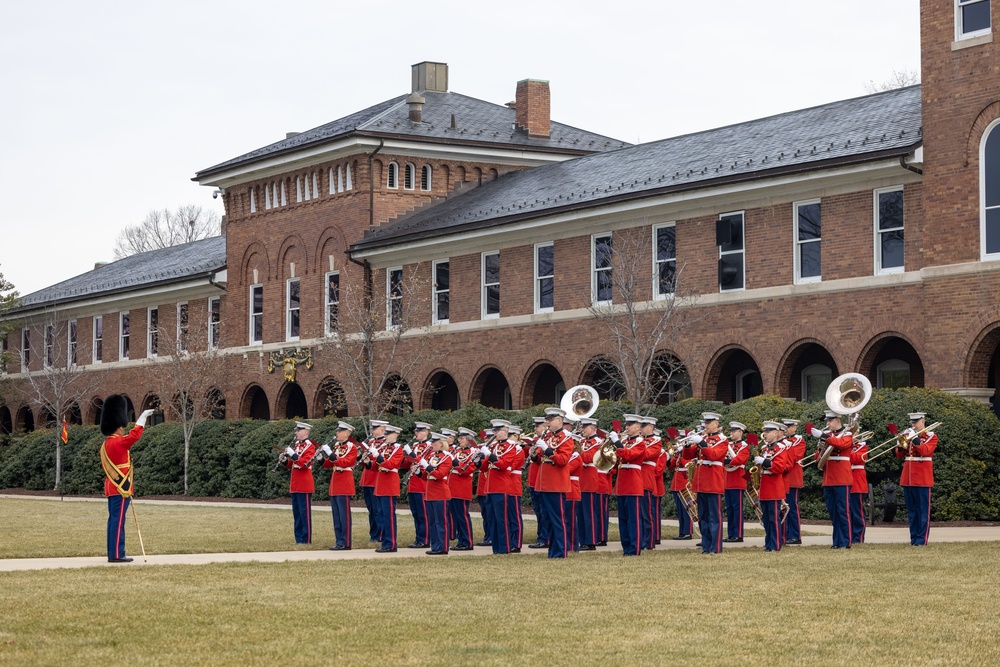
<box><xmin>267</xmin><ymin>348</ymin><xmax>313</xmax><ymax>383</ymax></box>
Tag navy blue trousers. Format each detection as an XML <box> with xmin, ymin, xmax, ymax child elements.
<box><xmin>904</xmin><ymin>486</ymin><xmax>932</xmax><ymax>545</ymax></box>
<box><xmin>618</xmin><ymin>494</ymin><xmax>642</xmax><ymax>555</ymax></box>
<box><xmin>850</xmin><ymin>492</ymin><xmax>866</xmax><ymax>544</ymax></box>
<box><xmin>362</xmin><ymin>486</ymin><xmax>379</xmax><ymax>540</ymax></box>
<box><xmin>564</xmin><ymin>499</ymin><xmax>580</xmax><ymax>552</ymax></box>
<box><xmin>477</xmin><ymin>494</ymin><xmax>491</xmax><ymax>543</ymax></box>
<box><xmin>761</xmin><ymin>499</ymin><xmax>784</xmax><ymax>551</ymax></box>
<box><xmin>783</xmin><ymin>487</ymin><xmax>801</xmax><ymax>542</ymax></box>
<box><xmin>488</xmin><ymin>493</ymin><xmax>510</xmax><ymax>553</ymax></box>
<box><xmin>448</xmin><ymin>498</ymin><xmax>473</xmax><ymax>548</ymax></box>
<box><xmin>408</xmin><ymin>491</ymin><xmax>428</xmax><ymax>545</ymax></box>
<box><xmin>530</xmin><ymin>487</ymin><xmax>549</xmax><ymax>544</ymax></box>
<box><xmin>537</xmin><ymin>491</ymin><xmax>568</xmax><ymax>558</ymax></box>
<box><xmin>672</xmin><ymin>490</ymin><xmax>692</xmax><ymax>537</ymax></box>
<box><xmin>725</xmin><ymin>488</ymin><xmax>744</xmax><ymax>539</ymax></box>
<box><xmin>426</xmin><ymin>499</ymin><xmax>449</xmax><ymax>553</ymax></box>
<box><xmin>697</xmin><ymin>493</ymin><xmax>723</xmax><ymax>553</ymax></box>
<box><xmin>654</xmin><ymin>494</ymin><xmax>663</xmax><ymax>542</ymax></box>
<box><xmin>824</xmin><ymin>485</ymin><xmax>851</xmax><ymax>548</ymax></box>
<box><xmin>640</xmin><ymin>491</ymin><xmax>653</xmax><ymax>550</ymax></box>
<box><xmin>580</xmin><ymin>491</ymin><xmax>598</xmax><ymax>546</ymax></box>
<box><xmin>600</xmin><ymin>493</ymin><xmax>610</xmax><ymax>543</ymax></box>
<box><xmin>506</xmin><ymin>494</ymin><xmax>522</xmax><ymax>549</ymax></box>
<box><xmin>330</xmin><ymin>494</ymin><xmax>352</xmax><ymax>548</ymax></box>
<box><xmin>291</xmin><ymin>492</ymin><xmax>312</xmax><ymax>544</ymax></box>
<box><xmin>376</xmin><ymin>495</ymin><xmax>397</xmax><ymax>551</ymax></box>
<box><xmin>106</xmin><ymin>495</ymin><xmax>131</xmax><ymax>559</ymax></box>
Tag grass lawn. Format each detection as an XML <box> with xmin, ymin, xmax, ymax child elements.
<box><xmin>0</xmin><ymin>497</ymin><xmax>774</xmax><ymax>558</ymax></box>
<box><xmin>1</xmin><ymin>540</ymin><xmax>998</xmax><ymax>666</ymax></box>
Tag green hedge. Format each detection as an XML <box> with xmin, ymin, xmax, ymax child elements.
<box><xmin>1</xmin><ymin>392</ymin><xmax>998</xmax><ymax>520</ymax></box>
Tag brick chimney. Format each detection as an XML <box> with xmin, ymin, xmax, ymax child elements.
<box><xmin>515</xmin><ymin>79</ymin><xmax>550</xmax><ymax>138</ymax></box>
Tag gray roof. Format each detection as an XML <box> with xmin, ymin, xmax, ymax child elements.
<box><xmin>352</xmin><ymin>86</ymin><xmax>923</xmax><ymax>252</ymax></box>
<box><xmin>195</xmin><ymin>91</ymin><xmax>630</xmax><ymax>179</ymax></box>
<box><xmin>16</xmin><ymin>236</ymin><xmax>227</xmax><ymax>311</ymax></box>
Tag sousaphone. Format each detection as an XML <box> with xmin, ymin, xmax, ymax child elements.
<box><xmin>818</xmin><ymin>373</ymin><xmax>872</xmax><ymax>470</ymax></box>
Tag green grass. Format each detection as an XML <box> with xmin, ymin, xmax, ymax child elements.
<box><xmin>1</xmin><ymin>542</ymin><xmax>998</xmax><ymax>666</ymax></box>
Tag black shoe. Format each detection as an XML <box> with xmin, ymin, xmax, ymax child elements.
<box><xmin>407</xmin><ymin>542</ymin><xmax>429</xmax><ymax>549</ymax></box>
<box><xmin>672</xmin><ymin>535</ymin><xmax>692</xmax><ymax>541</ymax></box>
<box><xmin>580</xmin><ymin>545</ymin><xmax>597</xmax><ymax>551</ymax></box>
<box><xmin>108</xmin><ymin>557</ymin><xmax>134</xmax><ymax>563</ymax></box>
<box><xmin>329</xmin><ymin>545</ymin><xmax>351</xmax><ymax>551</ymax></box>
<box><xmin>655</xmin><ymin>540</ymin><xmax>661</xmax><ymax>545</ymax></box>
<box><xmin>452</xmin><ymin>545</ymin><xmax>474</xmax><ymax>551</ymax></box>
<box><xmin>476</xmin><ymin>540</ymin><xmax>492</xmax><ymax>547</ymax></box>
<box><xmin>786</xmin><ymin>539</ymin><xmax>802</xmax><ymax>545</ymax></box>
<box><xmin>509</xmin><ymin>547</ymin><xmax>521</xmax><ymax>553</ymax></box>
<box><xmin>695</xmin><ymin>542</ymin><xmax>703</xmax><ymax>547</ymax></box>
<box><xmin>425</xmin><ymin>550</ymin><xmax>447</xmax><ymax>555</ymax></box>
<box><xmin>375</xmin><ymin>547</ymin><xmax>397</xmax><ymax>553</ymax></box>
<box><xmin>723</xmin><ymin>537</ymin><xmax>743</xmax><ymax>543</ymax></box>
<box><xmin>597</xmin><ymin>541</ymin><xmax>607</xmax><ymax>547</ymax></box>
<box><xmin>527</xmin><ymin>541</ymin><xmax>548</xmax><ymax>549</ymax></box>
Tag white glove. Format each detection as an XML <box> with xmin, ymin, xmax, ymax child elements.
<box><xmin>368</xmin><ymin>446</ymin><xmax>380</xmax><ymax>456</ymax></box>
<box><xmin>516</xmin><ymin>445</ymin><xmax>523</xmax><ymax>453</ymax></box>
<box><xmin>135</xmin><ymin>409</ymin><xmax>156</xmax><ymax>428</ymax></box>
<box><xmin>321</xmin><ymin>444</ymin><xmax>333</xmax><ymax>456</ymax></box>
<box><xmin>284</xmin><ymin>446</ymin><xmax>296</xmax><ymax>457</ymax></box>
<box><xmin>608</xmin><ymin>431</ymin><xmax>619</xmax><ymax>443</ymax></box>
<box><xmin>754</xmin><ymin>456</ymin><xmax>765</xmax><ymax>465</ymax></box>
<box><xmin>810</xmin><ymin>428</ymin><xmax>823</xmax><ymax>438</ymax></box>
<box><xmin>688</xmin><ymin>434</ymin><xmax>704</xmax><ymax>445</ymax></box>
<box><xmin>479</xmin><ymin>446</ymin><xmax>491</xmax><ymax>455</ymax></box>
<box><xmin>902</xmin><ymin>428</ymin><xmax>916</xmax><ymax>438</ymax></box>
<box><xmin>419</xmin><ymin>459</ymin><xmax>429</xmax><ymax>469</ymax></box>
<box><xmin>403</xmin><ymin>444</ymin><xmax>413</xmax><ymax>456</ymax></box>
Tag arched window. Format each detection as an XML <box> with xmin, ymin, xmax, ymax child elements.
<box><xmin>421</xmin><ymin>165</ymin><xmax>432</xmax><ymax>191</ymax></box>
<box><xmin>982</xmin><ymin>120</ymin><xmax>1000</xmax><ymax>259</ymax></box>
<box><xmin>387</xmin><ymin>162</ymin><xmax>398</xmax><ymax>189</ymax></box>
<box><xmin>346</xmin><ymin>164</ymin><xmax>353</xmax><ymax>190</ymax></box>
<box><xmin>404</xmin><ymin>163</ymin><xmax>416</xmax><ymax>190</ymax></box>
<box><xmin>249</xmin><ymin>187</ymin><xmax>256</xmax><ymax>213</ymax></box>
<box><xmin>734</xmin><ymin>369</ymin><xmax>762</xmax><ymax>402</ymax></box>
<box><xmin>877</xmin><ymin>359</ymin><xmax>910</xmax><ymax>389</ymax></box>
<box><xmin>328</xmin><ymin>167</ymin><xmax>335</xmax><ymax>194</ymax></box>
<box><xmin>337</xmin><ymin>166</ymin><xmax>344</xmax><ymax>193</ymax></box>
<box><xmin>801</xmin><ymin>364</ymin><xmax>833</xmax><ymax>402</ymax></box>
<box><xmin>296</xmin><ymin>176</ymin><xmax>303</xmax><ymax>202</ymax></box>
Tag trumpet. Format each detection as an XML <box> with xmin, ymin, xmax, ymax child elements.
<box><xmin>864</xmin><ymin>422</ymin><xmax>942</xmax><ymax>463</ymax></box>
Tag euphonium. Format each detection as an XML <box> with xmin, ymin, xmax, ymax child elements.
<box><xmin>593</xmin><ymin>438</ymin><xmax>618</xmax><ymax>473</ymax></box>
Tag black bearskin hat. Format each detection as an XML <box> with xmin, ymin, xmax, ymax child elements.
<box><xmin>100</xmin><ymin>394</ymin><xmax>129</xmax><ymax>436</ymax></box>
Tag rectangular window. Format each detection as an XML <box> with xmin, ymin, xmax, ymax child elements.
<box><xmin>325</xmin><ymin>272</ymin><xmax>340</xmax><ymax>334</ymax></box>
<box><xmin>93</xmin><ymin>316</ymin><xmax>103</xmax><ymax>363</ymax></box>
<box><xmin>119</xmin><ymin>312</ymin><xmax>130</xmax><ymax>360</ymax></box>
<box><xmin>482</xmin><ymin>252</ymin><xmax>500</xmax><ymax>318</ymax></box>
<box><xmin>1</xmin><ymin>334</ymin><xmax>7</xmax><ymax>374</ymax></box>
<box><xmin>875</xmin><ymin>187</ymin><xmax>905</xmax><ymax>274</ymax></box>
<box><xmin>387</xmin><ymin>267</ymin><xmax>403</xmax><ymax>328</ymax></box>
<box><xmin>717</xmin><ymin>212</ymin><xmax>745</xmax><ymax>292</ymax></box>
<box><xmin>44</xmin><ymin>324</ymin><xmax>54</xmax><ymax>368</ymax></box>
<box><xmin>68</xmin><ymin>320</ymin><xmax>77</xmax><ymax>367</ymax></box>
<box><xmin>653</xmin><ymin>224</ymin><xmax>677</xmax><ymax>298</ymax></box>
<box><xmin>592</xmin><ymin>234</ymin><xmax>613</xmax><ymax>304</ymax></box>
<box><xmin>250</xmin><ymin>285</ymin><xmax>263</xmax><ymax>344</ymax></box>
<box><xmin>177</xmin><ymin>302</ymin><xmax>189</xmax><ymax>353</ymax></box>
<box><xmin>794</xmin><ymin>200</ymin><xmax>822</xmax><ymax>284</ymax></box>
<box><xmin>21</xmin><ymin>328</ymin><xmax>29</xmax><ymax>371</ymax></box>
<box><xmin>535</xmin><ymin>243</ymin><xmax>554</xmax><ymax>313</ymax></box>
<box><xmin>433</xmin><ymin>260</ymin><xmax>450</xmax><ymax>324</ymax></box>
<box><xmin>209</xmin><ymin>297</ymin><xmax>221</xmax><ymax>349</ymax></box>
<box><xmin>286</xmin><ymin>279</ymin><xmax>300</xmax><ymax>341</ymax></box>
<box><xmin>958</xmin><ymin>0</ymin><xmax>991</xmax><ymax>38</ymax></box>
<box><xmin>147</xmin><ymin>308</ymin><xmax>158</xmax><ymax>357</ymax></box>
<box><xmin>250</xmin><ymin>188</ymin><xmax>256</xmax><ymax>213</ymax></box>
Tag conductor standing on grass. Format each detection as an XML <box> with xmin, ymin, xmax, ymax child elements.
<box><xmin>283</xmin><ymin>422</ymin><xmax>316</xmax><ymax>544</ymax></box>
<box><xmin>100</xmin><ymin>394</ymin><xmax>154</xmax><ymax>563</ymax></box>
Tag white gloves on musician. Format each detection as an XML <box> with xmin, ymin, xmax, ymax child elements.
<box><xmin>284</xmin><ymin>446</ymin><xmax>296</xmax><ymax>457</ymax></box>
<box><xmin>754</xmin><ymin>456</ymin><xmax>765</xmax><ymax>465</ymax></box>
<box><xmin>810</xmin><ymin>427</ymin><xmax>824</xmax><ymax>438</ymax></box>
<box><xmin>903</xmin><ymin>428</ymin><xmax>916</xmax><ymax>438</ymax></box>
<box><xmin>688</xmin><ymin>434</ymin><xmax>703</xmax><ymax>445</ymax></box>
<box><xmin>479</xmin><ymin>445</ymin><xmax>491</xmax><ymax>456</ymax></box>
<box><xmin>403</xmin><ymin>444</ymin><xmax>413</xmax><ymax>456</ymax></box>
<box><xmin>321</xmin><ymin>444</ymin><xmax>333</xmax><ymax>456</ymax></box>
<box><xmin>419</xmin><ymin>459</ymin><xmax>429</xmax><ymax>469</ymax></box>
<box><xmin>135</xmin><ymin>409</ymin><xmax>156</xmax><ymax>428</ymax></box>
<box><xmin>607</xmin><ymin>431</ymin><xmax>619</xmax><ymax>443</ymax></box>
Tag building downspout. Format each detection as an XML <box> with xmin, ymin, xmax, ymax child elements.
<box><xmin>368</xmin><ymin>138</ymin><xmax>384</xmax><ymax>232</ymax></box>
<box><xmin>900</xmin><ymin>154</ymin><xmax>923</xmax><ymax>176</ymax></box>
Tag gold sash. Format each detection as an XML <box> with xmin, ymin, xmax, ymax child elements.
<box><xmin>100</xmin><ymin>442</ymin><xmax>133</xmax><ymax>498</ymax></box>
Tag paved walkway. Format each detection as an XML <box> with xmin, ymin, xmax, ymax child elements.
<box><xmin>2</xmin><ymin>494</ymin><xmax>998</xmax><ymax>572</ymax></box>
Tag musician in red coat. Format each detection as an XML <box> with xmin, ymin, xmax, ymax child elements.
<box><xmin>849</xmin><ymin>438</ymin><xmax>868</xmax><ymax>545</ymax></box>
<box><xmin>281</xmin><ymin>422</ymin><xmax>317</xmax><ymax>544</ymax></box>
<box><xmin>526</xmin><ymin>417</ymin><xmax>551</xmax><ymax>549</ymax></box>
<box><xmin>667</xmin><ymin>431</ymin><xmax>695</xmax><ymax>540</ymax></box>
<box><xmin>685</xmin><ymin>412</ymin><xmax>728</xmax><ymax>554</ymax></box>
<box><xmin>639</xmin><ymin>417</ymin><xmax>661</xmax><ymax>550</ymax></box>
<box><xmin>423</xmin><ymin>433</ymin><xmax>454</xmax><ymax>555</ymax></box>
<box><xmin>372</xmin><ymin>425</ymin><xmax>404</xmax><ymax>552</ymax></box>
<box><xmin>895</xmin><ymin>412</ymin><xmax>938</xmax><ymax>546</ymax></box>
<box><xmin>321</xmin><ymin>422</ymin><xmax>358</xmax><ymax>551</ymax></box>
<box><xmin>613</xmin><ymin>414</ymin><xmax>647</xmax><ymax>556</ymax></box>
<box><xmin>448</xmin><ymin>428</ymin><xmax>477</xmax><ymax>551</ymax></box>
<box><xmin>781</xmin><ymin>419</ymin><xmax>806</xmax><ymax>545</ymax></box>
<box><xmin>565</xmin><ymin>436</ymin><xmax>583</xmax><ymax>553</ymax></box>
<box><xmin>360</xmin><ymin>419</ymin><xmax>388</xmax><ymax>543</ymax></box>
<box><xmin>578</xmin><ymin>418</ymin><xmax>602</xmax><ymax>551</ymax></box>
<box><xmin>403</xmin><ymin>422</ymin><xmax>433</xmax><ymax>549</ymax></box>
<box><xmin>654</xmin><ymin>436</ymin><xmax>668</xmax><ymax>545</ymax></box>
<box><xmin>535</xmin><ymin>407</ymin><xmax>575</xmax><ymax>558</ymax></box>
<box><xmin>482</xmin><ymin>419</ymin><xmax>516</xmax><ymax>554</ymax></box>
<box><xmin>810</xmin><ymin>410</ymin><xmax>855</xmax><ymax>549</ymax></box>
<box><xmin>723</xmin><ymin>422</ymin><xmax>750</xmax><ymax>543</ymax></box>
<box><xmin>506</xmin><ymin>425</ymin><xmax>527</xmax><ymax>551</ymax></box>
<box><xmin>755</xmin><ymin>422</ymin><xmax>792</xmax><ymax>551</ymax></box>
<box><xmin>99</xmin><ymin>395</ymin><xmax>154</xmax><ymax>563</ymax></box>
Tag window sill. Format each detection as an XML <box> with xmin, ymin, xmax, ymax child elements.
<box><xmin>953</xmin><ymin>32</ymin><xmax>993</xmax><ymax>50</ymax></box>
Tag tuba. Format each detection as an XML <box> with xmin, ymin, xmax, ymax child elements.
<box><xmin>560</xmin><ymin>385</ymin><xmax>600</xmax><ymax>422</ymax></box>
<box><xmin>818</xmin><ymin>373</ymin><xmax>873</xmax><ymax>471</ymax></box>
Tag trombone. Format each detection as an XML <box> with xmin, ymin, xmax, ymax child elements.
<box><xmin>864</xmin><ymin>422</ymin><xmax>942</xmax><ymax>463</ymax></box>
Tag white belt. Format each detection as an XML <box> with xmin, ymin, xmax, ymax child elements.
<box><xmin>724</xmin><ymin>465</ymin><xmax>745</xmax><ymax>472</ymax></box>
<box><xmin>333</xmin><ymin>467</ymin><xmax>353</xmax><ymax>472</ymax></box>
<box><xmin>570</xmin><ymin>476</ymin><xmax>580</xmax><ymax>481</ymax></box>
<box><xmin>763</xmin><ymin>471</ymin><xmax>775</xmax><ymax>475</ymax></box>
<box><xmin>430</xmin><ymin>476</ymin><xmax>449</xmax><ymax>482</ymax></box>
<box><xmin>905</xmin><ymin>457</ymin><xmax>932</xmax><ymax>462</ymax></box>
<box><xmin>698</xmin><ymin>461</ymin><xmax>723</xmax><ymax>467</ymax></box>
<box><xmin>851</xmin><ymin>465</ymin><xmax>865</xmax><ymax>470</ymax></box>
<box><xmin>642</xmin><ymin>461</ymin><xmax>656</xmax><ymax>466</ymax></box>
<box><xmin>583</xmin><ymin>463</ymin><xmax>596</xmax><ymax>468</ymax></box>
<box><xmin>511</xmin><ymin>470</ymin><xmax>522</xmax><ymax>475</ymax></box>
<box><xmin>828</xmin><ymin>456</ymin><xmax>850</xmax><ymax>461</ymax></box>
<box><xmin>620</xmin><ymin>464</ymin><xmax>641</xmax><ymax>470</ymax></box>
<box><xmin>379</xmin><ymin>468</ymin><xmax>398</xmax><ymax>473</ymax></box>
<box><xmin>597</xmin><ymin>470</ymin><xmax>609</xmax><ymax>475</ymax></box>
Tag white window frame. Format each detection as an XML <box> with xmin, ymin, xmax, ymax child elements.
<box><xmin>387</xmin><ymin>162</ymin><xmax>398</xmax><ymax>189</ymax></box>
<box><xmin>119</xmin><ymin>311</ymin><xmax>130</xmax><ymax>361</ymax></box>
<box><xmin>794</xmin><ymin>199</ymin><xmax>822</xmax><ymax>285</ymax></box>
<box><xmin>877</xmin><ymin>359</ymin><xmax>911</xmax><ymax>389</ymax></box>
<box><xmin>286</xmin><ymin>278</ymin><xmax>300</xmax><ymax>342</ymax></box>
<box><xmin>386</xmin><ymin>267</ymin><xmax>403</xmax><ymax>329</ymax></box>
<box><xmin>404</xmin><ymin>163</ymin><xmax>416</xmax><ymax>190</ymax></box>
<box><xmin>44</xmin><ymin>323</ymin><xmax>54</xmax><ymax>368</ymax></box>
<box><xmin>481</xmin><ymin>251</ymin><xmax>500</xmax><ymax>319</ymax></box>
<box><xmin>346</xmin><ymin>164</ymin><xmax>353</xmax><ymax>190</ymax></box>
<box><xmin>147</xmin><ymin>307</ymin><xmax>158</xmax><ymax>358</ymax></box>
<box><xmin>652</xmin><ymin>222</ymin><xmax>677</xmax><ymax>299</ymax></box>
<box><xmin>421</xmin><ymin>165</ymin><xmax>432</xmax><ymax>191</ymax></box>
<box><xmin>956</xmin><ymin>0</ymin><xmax>992</xmax><ymax>40</ymax></box>
<box><xmin>874</xmin><ymin>186</ymin><xmax>905</xmax><ymax>275</ymax></box>
<box><xmin>325</xmin><ymin>271</ymin><xmax>340</xmax><ymax>335</ymax></box>
<box><xmin>280</xmin><ymin>181</ymin><xmax>287</xmax><ymax>206</ymax></box>
<box><xmin>21</xmin><ymin>327</ymin><xmax>29</xmax><ymax>372</ymax></box>
<box><xmin>432</xmin><ymin>259</ymin><xmax>450</xmax><ymax>325</ymax></box>
<box><xmin>249</xmin><ymin>188</ymin><xmax>256</xmax><ymax>213</ymax></box>
<box><xmin>176</xmin><ymin>302</ymin><xmax>189</xmax><ymax>353</ymax></box>
<box><xmin>92</xmin><ymin>316</ymin><xmax>103</xmax><ymax>364</ymax></box>
<box><xmin>208</xmin><ymin>297</ymin><xmax>221</xmax><ymax>349</ymax></box>
<box><xmin>591</xmin><ymin>233</ymin><xmax>613</xmax><ymax>306</ymax></box>
<box><xmin>67</xmin><ymin>319</ymin><xmax>77</xmax><ymax>367</ymax></box>
<box><xmin>981</xmin><ymin>118</ymin><xmax>1000</xmax><ymax>261</ymax></box>
<box><xmin>801</xmin><ymin>364</ymin><xmax>833</xmax><ymax>402</ymax></box>
<box><xmin>249</xmin><ymin>285</ymin><xmax>264</xmax><ymax>345</ymax></box>
<box><xmin>734</xmin><ymin>369</ymin><xmax>759</xmax><ymax>402</ymax></box>
<box><xmin>717</xmin><ymin>211</ymin><xmax>746</xmax><ymax>293</ymax></box>
<box><xmin>534</xmin><ymin>242</ymin><xmax>554</xmax><ymax>314</ymax></box>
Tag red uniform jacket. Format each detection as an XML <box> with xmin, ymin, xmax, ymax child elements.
<box><xmin>102</xmin><ymin>426</ymin><xmax>144</xmax><ymax>497</ymax></box>
<box><xmin>425</xmin><ymin>452</ymin><xmax>454</xmax><ymax>501</ymax></box>
<box><xmin>323</xmin><ymin>439</ymin><xmax>358</xmax><ymax>496</ymax></box>
<box><xmin>579</xmin><ymin>437</ymin><xmax>601</xmax><ymax>493</ymax></box>
<box><xmin>818</xmin><ymin>429</ymin><xmax>854</xmax><ymax>487</ymax></box>
<box><xmin>534</xmin><ymin>429</ymin><xmax>574</xmax><ymax>493</ymax></box>
<box><xmin>668</xmin><ymin>446</ymin><xmax>694</xmax><ymax>492</ymax></box>
<box><xmin>566</xmin><ymin>453</ymin><xmax>582</xmax><ymax>501</ymax></box>
<box><xmin>524</xmin><ymin>435</ymin><xmax>539</xmax><ymax>489</ymax></box>
<box><xmin>724</xmin><ymin>440</ymin><xmax>750</xmax><ymax>490</ymax></box>
<box><xmin>508</xmin><ymin>446</ymin><xmax>526</xmax><ymax>496</ymax></box>
<box><xmin>404</xmin><ymin>440</ymin><xmax>432</xmax><ymax>494</ymax></box>
<box><xmin>614</xmin><ymin>436</ymin><xmax>647</xmax><ymax>496</ymax></box>
<box><xmin>641</xmin><ymin>436</ymin><xmax>662</xmax><ymax>492</ymax></box>
<box><xmin>449</xmin><ymin>448</ymin><xmax>476</xmax><ymax>500</ymax></box>
<box><xmin>286</xmin><ymin>439</ymin><xmax>316</xmax><ymax>493</ymax></box>
<box><xmin>654</xmin><ymin>449</ymin><xmax>668</xmax><ymax>497</ymax></box>
<box><xmin>784</xmin><ymin>434</ymin><xmax>806</xmax><ymax>489</ymax></box>
<box><xmin>485</xmin><ymin>441</ymin><xmax>516</xmax><ymax>494</ymax></box>
<box><xmin>759</xmin><ymin>444</ymin><xmax>792</xmax><ymax>501</ymax></box>
<box><xmin>896</xmin><ymin>431</ymin><xmax>937</xmax><ymax>487</ymax></box>
<box><xmin>688</xmin><ymin>433</ymin><xmax>728</xmax><ymax>495</ymax></box>
<box><xmin>374</xmin><ymin>444</ymin><xmax>404</xmax><ymax>497</ymax></box>
<box><xmin>850</xmin><ymin>442</ymin><xmax>868</xmax><ymax>493</ymax></box>
<box><xmin>359</xmin><ymin>436</ymin><xmax>385</xmax><ymax>487</ymax></box>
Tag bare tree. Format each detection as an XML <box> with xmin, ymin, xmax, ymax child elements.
<box><xmin>113</xmin><ymin>205</ymin><xmax>221</xmax><ymax>260</ymax></box>
<box><xmin>16</xmin><ymin>319</ymin><xmax>109</xmax><ymax>490</ymax></box>
<box><xmin>588</xmin><ymin>226</ymin><xmax>699</xmax><ymax>409</ymax></box>
<box><xmin>0</xmin><ymin>267</ymin><xmax>19</xmax><ymax>393</ymax></box>
<box><xmin>324</xmin><ymin>266</ymin><xmax>437</xmax><ymax>431</ymax></box>
<box><xmin>864</xmin><ymin>68</ymin><xmax>921</xmax><ymax>94</ymax></box>
<box><xmin>149</xmin><ymin>314</ymin><xmax>227</xmax><ymax>494</ymax></box>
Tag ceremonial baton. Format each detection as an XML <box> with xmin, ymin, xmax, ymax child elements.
<box><xmin>130</xmin><ymin>499</ymin><xmax>148</xmax><ymax>563</ymax></box>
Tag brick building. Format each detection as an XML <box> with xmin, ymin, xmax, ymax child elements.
<box><xmin>5</xmin><ymin>1</ymin><xmax>1000</xmax><ymax>433</ymax></box>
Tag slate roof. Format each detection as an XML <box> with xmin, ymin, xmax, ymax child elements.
<box><xmin>195</xmin><ymin>91</ymin><xmax>630</xmax><ymax>179</ymax></box>
<box><xmin>351</xmin><ymin>86</ymin><xmax>924</xmax><ymax>252</ymax></box>
<box><xmin>16</xmin><ymin>236</ymin><xmax>227</xmax><ymax>311</ymax></box>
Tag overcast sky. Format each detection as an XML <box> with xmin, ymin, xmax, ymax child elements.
<box><xmin>0</xmin><ymin>0</ymin><xmax>920</xmax><ymax>297</ymax></box>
